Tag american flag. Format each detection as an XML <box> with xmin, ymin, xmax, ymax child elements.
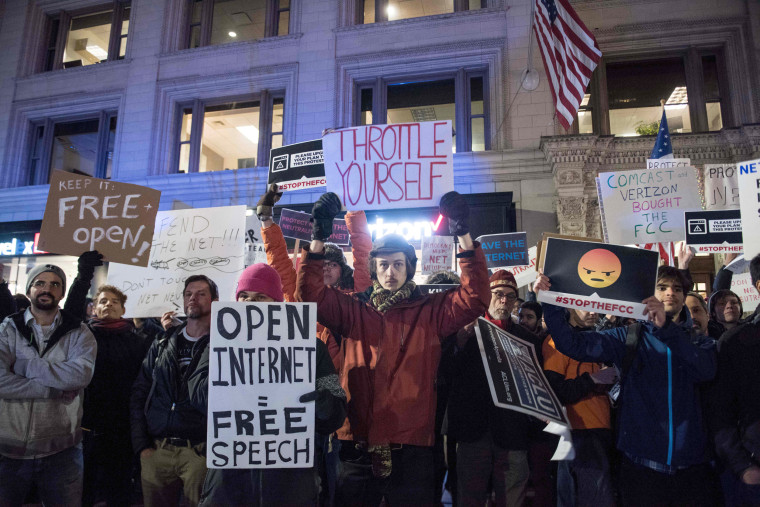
<box><xmin>533</xmin><ymin>0</ymin><xmax>602</xmax><ymax>130</ymax></box>
<box><xmin>640</xmin><ymin>242</ymin><xmax>676</xmax><ymax>267</ymax></box>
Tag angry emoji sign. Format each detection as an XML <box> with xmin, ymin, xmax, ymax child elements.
<box><xmin>577</xmin><ymin>249</ymin><xmax>622</xmax><ymax>288</ymax></box>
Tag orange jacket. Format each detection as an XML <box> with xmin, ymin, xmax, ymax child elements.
<box><xmin>296</xmin><ymin>244</ymin><xmax>490</xmax><ymax>447</ymax></box>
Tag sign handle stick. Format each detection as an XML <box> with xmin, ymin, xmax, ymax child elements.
<box><xmin>292</xmin><ymin>239</ymin><xmax>300</xmax><ymax>268</ymax></box>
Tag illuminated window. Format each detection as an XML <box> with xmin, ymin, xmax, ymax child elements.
<box><xmin>186</xmin><ymin>0</ymin><xmax>289</xmax><ymax>49</ymax></box>
<box><xmin>361</xmin><ymin>0</ymin><xmax>485</xmax><ymax>24</ymax></box>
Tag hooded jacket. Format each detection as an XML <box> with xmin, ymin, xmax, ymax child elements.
<box><xmin>296</xmin><ymin>243</ymin><xmax>490</xmax><ymax>447</ymax></box>
<box><xmin>130</xmin><ymin>323</ymin><xmax>208</xmax><ymax>454</ymax></box>
<box><xmin>543</xmin><ymin>302</ymin><xmax>716</xmax><ymax>467</ymax></box>
<box><xmin>0</xmin><ymin>309</ymin><xmax>96</xmax><ymax>458</ymax></box>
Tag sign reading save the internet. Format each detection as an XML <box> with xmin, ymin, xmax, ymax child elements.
<box><xmin>39</xmin><ymin>171</ymin><xmax>161</xmax><ymax>266</ymax></box>
<box><xmin>476</xmin><ymin>233</ymin><xmax>529</xmax><ymax>269</ymax></box>
<box><xmin>322</xmin><ymin>121</ymin><xmax>454</xmax><ymax>211</ymax></box>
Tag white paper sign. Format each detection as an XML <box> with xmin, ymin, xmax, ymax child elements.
<box><xmin>730</xmin><ymin>272</ymin><xmax>760</xmax><ymax>313</ymax></box>
<box><xmin>244</xmin><ymin>213</ymin><xmax>267</xmax><ymax>267</ymax></box>
<box><xmin>421</xmin><ymin>236</ymin><xmax>454</xmax><ymax>274</ymax></box>
<box><xmin>596</xmin><ymin>167</ymin><xmax>702</xmax><ymax>245</ymax></box>
<box><xmin>737</xmin><ymin>159</ymin><xmax>760</xmax><ymax>258</ymax></box>
<box><xmin>207</xmin><ymin>301</ymin><xmax>317</xmax><ymax>468</ymax></box>
<box><xmin>322</xmin><ymin>121</ymin><xmax>454</xmax><ymax>210</ymax></box>
<box><xmin>646</xmin><ymin>158</ymin><xmax>690</xmax><ymax>169</ymax></box>
<box><xmin>506</xmin><ymin>246</ymin><xmax>537</xmax><ymax>288</ymax></box>
<box><xmin>703</xmin><ymin>164</ymin><xmax>739</xmax><ymax>210</ymax></box>
<box><xmin>106</xmin><ymin>206</ymin><xmax>246</xmax><ymax>318</ymax></box>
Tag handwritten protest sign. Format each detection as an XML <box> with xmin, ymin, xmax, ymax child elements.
<box><xmin>245</xmin><ymin>213</ymin><xmax>267</xmax><ymax>267</ymax></box>
<box><xmin>536</xmin><ymin>238</ymin><xmax>659</xmax><ymax>319</ymax></box>
<box><xmin>475</xmin><ymin>318</ymin><xmax>568</xmax><ymax>426</ymax></box>
<box><xmin>421</xmin><ymin>235</ymin><xmax>454</xmax><ymax>274</ymax></box>
<box><xmin>684</xmin><ymin>209</ymin><xmax>743</xmax><ymax>254</ymax></box>
<box><xmin>737</xmin><ymin>159</ymin><xmax>760</xmax><ymax>258</ymax></box>
<box><xmin>476</xmin><ymin>233</ymin><xmax>528</xmax><ymax>269</ymax></box>
<box><xmin>38</xmin><ymin>171</ymin><xmax>160</xmax><ymax>266</ymax></box>
<box><xmin>268</xmin><ymin>140</ymin><xmax>326</xmax><ymax>191</ymax></box>
<box><xmin>506</xmin><ymin>246</ymin><xmax>537</xmax><ymax>288</ymax></box>
<box><xmin>106</xmin><ymin>206</ymin><xmax>246</xmax><ymax>317</ymax></box>
<box><xmin>207</xmin><ymin>301</ymin><xmax>317</xmax><ymax>468</ymax></box>
<box><xmin>596</xmin><ymin>167</ymin><xmax>701</xmax><ymax>245</ymax></box>
<box><xmin>730</xmin><ymin>272</ymin><xmax>760</xmax><ymax>313</ymax></box>
<box><xmin>322</xmin><ymin>121</ymin><xmax>454</xmax><ymax>210</ymax></box>
<box><xmin>278</xmin><ymin>209</ymin><xmax>349</xmax><ymax>245</ymax></box>
<box><xmin>703</xmin><ymin>164</ymin><xmax>739</xmax><ymax>210</ymax></box>
<box><xmin>646</xmin><ymin>158</ymin><xmax>690</xmax><ymax>169</ymax></box>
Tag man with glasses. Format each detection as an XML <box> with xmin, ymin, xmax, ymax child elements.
<box><xmin>0</xmin><ymin>263</ymin><xmax>97</xmax><ymax>505</ymax></box>
<box><xmin>447</xmin><ymin>270</ymin><xmax>545</xmax><ymax>507</ymax></box>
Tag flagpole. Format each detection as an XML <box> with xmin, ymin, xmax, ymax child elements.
<box><xmin>521</xmin><ymin>0</ymin><xmax>540</xmax><ymax>91</ymax></box>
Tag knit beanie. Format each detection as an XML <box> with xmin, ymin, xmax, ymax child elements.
<box><xmin>489</xmin><ymin>270</ymin><xmax>518</xmax><ymax>292</ymax></box>
<box><xmin>323</xmin><ymin>242</ymin><xmax>354</xmax><ymax>290</ymax></box>
<box><xmin>26</xmin><ymin>264</ymin><xmax>67</xmax><ymax>295</ymax></box>
<box><xmin>235</xmin><ymin>263</ymin><xmax>284</xmax><ymax>302</ymax></box>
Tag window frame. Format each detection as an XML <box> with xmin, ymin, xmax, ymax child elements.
<box><xmin>171</xmin><ymin>91</ymin><xmax>285</xmax><ymax>174</ymax></box>
<box><xmin>353</xmin><ymin>69</ymin><xmax>490</xmax><ymax>153</ymax></box>
<box><xmin>42</xmin><ymin>1</ymin><xmax>131</xmax><ymax>73</ymax></box>
<box><xmin>26</xmin><ymin>111</ymin><xmax>119</xmax><ymax>185</ymax></box>
<box><xmin>184</xmin><ymin>0</ymin><xmax>290</xmax><ymax>49</ymax></box>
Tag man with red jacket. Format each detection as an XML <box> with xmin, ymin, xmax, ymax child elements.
<box><xmin>297</xmin><ymin>191</ymin><xmax>490</xmax><ymax>506</ymax></box>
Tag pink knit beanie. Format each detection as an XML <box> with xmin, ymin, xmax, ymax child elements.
<box><xmin>235</xmin><ymin>263</ymin><xmax>284</xmax><ymax>302</ymax></box>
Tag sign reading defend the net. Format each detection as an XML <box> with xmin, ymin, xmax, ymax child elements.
<box><xmin>207</xmin><ymin>301</ymin><xmax>317</xmax><ymax>469</ymax></box>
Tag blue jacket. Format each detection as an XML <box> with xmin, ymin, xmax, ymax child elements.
<box><xmin>543</xmin><ymin>303</ymin><xmax>717</xmax><ymax>467</ymax></box>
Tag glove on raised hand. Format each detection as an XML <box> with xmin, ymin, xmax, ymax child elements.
<box><xmin>439</xmin><ymin>191</ymin><xmax>470</xmax><ymax>236</ymax></box>
<box><xmin>311</xmin><ymin>192</ymin><xmax>342</xmax><ymax>242</ymax></box>
<box><xmin>77</xmin><ymin>250</ymin><xmax>104</xmax><ymax>281</ymax></box>
<box><xmin>256</xmin><ymin>184</ymin><xmax>283</xmax><ymax>221</ymax></box>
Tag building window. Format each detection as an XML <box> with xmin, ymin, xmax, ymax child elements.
<box><xmin>44</xmin><ymin>2</ymin><xmax>130</xmax><ymax>72</ymax></box>
<box><xmin>356</xmin><ymin>72</ymin><xmax>488</xmax><ymax>152</ymax></box>
<box><xmin>361</xmin><ymin>0</ymin><xmax>485</xmax><ymax>24</ymax></box>
<box><xmin>28</xmin><ymin>113</ymin><xmax>118</xmax><ymax>185</ymax></box>
<box><xmin>175</xmin><ymin>94</ymin><xmax>284</xmax><ymax>173</ymax></box>
<box><xmin>186</xmin><ymin>0</ymin><xmax>289</xmax><ymax>49</ymax></box>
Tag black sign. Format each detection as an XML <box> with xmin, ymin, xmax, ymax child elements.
<box><xmin>268</xmin><ymin>140</ymin><xmax>326</xmax><ymax>191</ymax></box>
<box><xmin>278</xmin><ymin>209</ymin><xmax>350</xmax><ymax>245</ymax></box>
<box><xmin>685</xmin><ymin>209</ymin><xmax>743</xmax><ymax>253</ymax></box>
<box><xmin>417</xmin><ymin>284</ymin><xmax>459</xmax><ymax>295</ymax></box>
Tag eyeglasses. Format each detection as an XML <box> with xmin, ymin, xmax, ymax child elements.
<box><xmin>32</xmin><ymin>280</ymin><xmax>61</xmax><ymax>289</ymax></box>
<box><xmin>492</xmin><ymin>291</ymin><xmax>517</xmax><ymax>301</ymax></box>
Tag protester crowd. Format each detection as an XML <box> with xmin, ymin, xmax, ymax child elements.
<box><xmin>1</xmin><ymin>186</ymin><xmax>759</xmax><ymax>507</ymax></box>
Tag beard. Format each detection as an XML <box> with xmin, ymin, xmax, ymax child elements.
<box><xmin>33</xmin><ymin>293</ymin><xmax>58</xmax><ymax>311</ymax></box>
<box><xmin>490</xmin><ymin>306</ymin><xmax>512</xmax><ymax>320</ymax></box>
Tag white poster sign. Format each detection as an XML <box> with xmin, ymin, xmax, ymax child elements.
<box><xmin>322</xmin><ymin>121</ymin><xmax>454</xmax><ymax>210</ymax></box>
<box><xmin>646</xmin><ymin>158</ymin><xmax>690</xmax><ymax>169</ymax></box>
<box><xmin>596</xmin><ymin>167</ymin><xmax>702</xmax><ymax>245</ymax></box>
<box><xmin>730</xmin><ymin>272</ymin><xmax>760</xmax><ymax>313</ymax></box>
<box><xmin>207</xmin><ymin>301</ymin><xmax>317</xmax><ymax>468</ymax></box>
<box><xmin>506</xmin><ymin>246</ymin><xmax>537</xmax><ymax>288</ymax></box>
<box><xmin>737</xmin><ymin>159</ymin><xmax>760</xmax><ymax>258</ymax></box>
<box><xmin>106</xmin><ymin>206</ymin><xmax>246</xmax><ymax>318</ymax></box>
<box><xmin>244</xmin><ymin>213</ymin><xmax>267</xmax><ymax>267</ymax></box>
<box><xmin>421</xmin><ymin>235</ymin><xmax>454</xmax><ymax>274</ymax></box>
<box><xmin>703</xmin><ymin>164</ymin><xmax>739</xmax><ymax>210</ymax></box>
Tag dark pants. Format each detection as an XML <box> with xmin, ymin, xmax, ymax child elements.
<box><xmin>556</xmin><ymin>429</ymin><xmax>613</xmax><ymax>507</ymax></box>
<box><xmin>335</xmin><ymin>441</ymin><xmax>435</xmax><ymax>507</ymax></box>
<box><xmin>619</xmin><ymin>456</ymin><xmax>721</xmax><ymax>507</ymax></box>
<box><xmin>82</xmin><ymin>430</ymin><xmax>134</xmax><ymax>507</ymax></box>
<box><xmin>200</xmin><ymin>468</ymin><xmax>319</xmax><ymax>506</ymax></box>
<box><xmin>0</xmin><ymin>443</ymin><xmax>83</xmax><ymax>507</ymax></box>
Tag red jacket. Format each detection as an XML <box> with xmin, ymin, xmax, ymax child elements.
<box><xmin>296</xmin><ymin>244</ymin><xmax>490</xmax><ymax>447</ymax></box>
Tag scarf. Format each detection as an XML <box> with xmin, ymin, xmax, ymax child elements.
<box><xmin>368</xmin><ymin>280</ymin><xmax>416</xmax><ymax>313</ymax></box>
<box><xmin>88</xmin><ymin>318</ymin><xmax>134</xmax><ymax>333</ymax></box>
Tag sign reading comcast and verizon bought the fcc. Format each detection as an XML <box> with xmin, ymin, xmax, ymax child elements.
<box><xmin>268</xmin><ymin>140</ymin><xmax>326</xmax><ymax>191</ymax></box>
<box><xmin>537</xmin><ymin>238</ymin><xmax>660</xmax><ymax>319</ymax></box>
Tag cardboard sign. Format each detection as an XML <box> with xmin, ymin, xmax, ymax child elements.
<box><xmin>703</xmin><ymin>164</ymin><xmax>739</xmax><ymax>210</ymax></box>
<box><xmin>730</xmin><ymin>272</ymin><xmax>760</xmax><ymax>313</ymax></box>
<box><xmin>684</xmin><ymin>209</ymin><xmax>743</xmax><ymax>253</ymax></box>
<box><xmin>268</xmin><ymin>140</ymin><xmax>326</xmax><ymax>191</ymax></box>
<box><xmin>38</xmin><ymin>171</ymin><xmax>161</xmax><ymax>266</ymax></box>
<box><xmin>536</xmin><ymin>238</ymin><xmax>659</xmax><ymax>319</ymax></box>
<box><xmin>207</xmin><ymin>301</ymin><xmax>317</xmax><ymax>468</ymax></box>
<box><xmin>646</xmin><ymin>158</ymin><xmax>690</xmax><ymax>169</ymax></box>
<box><xmin>506</xmin><ymin>246</ymin><xmax>537</xmax><ymax>288</ymax></box>
<box><xmin>476</xmin><ymin>233</ymin><xmax>529</xmax><ymax>269</ymax></box>
<box><xmin>596</xmin><ymin>167</ymin><xmax>702</xmax><ymax>245</ymax></box>
<box><xmin>417</xmin><ymin>284</ymin><xmax>459</xmax><ymax>295</ymax></box>
<box><xmin>421</xmin><ymin>236</ymin><xmax>454</xmax><ymax>275</ymax></box>
<box><xmin>322</xmin><ymin>121</ymin><xmax>454</xmax><ymax>211</ymax></box>
<box><xmin>106</xmin><ymin>206</ymin><xmax>246</xmax><ymax>318</ymax></box>
<box><xmin>278</xmin><ymin>209</ymin><xmax>349</xmax><ymax>245</ymax></box>
<box><xmin>474</xmin><ymin>318</ymin><xmax>568</xmax><ymax>426</ymax></box>
<box><xmin>737</xmin><ymin>159</ymin><xmax>760</xmax><ymax>258</ymax></box>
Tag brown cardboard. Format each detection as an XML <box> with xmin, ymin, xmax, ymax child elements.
<box><xmin>38</xmin><ymin>171</ymin><xmax>161</xmax><ymax>266</ymax></box>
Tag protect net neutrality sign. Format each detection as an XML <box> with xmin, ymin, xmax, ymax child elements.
<box><xmin>207</xmin><ymin>301</ymin><xmax>317</xmax><ymax>468</ymax></box>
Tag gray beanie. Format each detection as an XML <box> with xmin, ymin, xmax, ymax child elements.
<box><xmin>26</xmin><ymin>264</ymin><xmax>67</xmax><ymax>295</ymax></box>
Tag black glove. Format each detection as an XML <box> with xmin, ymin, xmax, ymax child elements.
<box><xmin>439</xmin><ymin>191</ymin><xmax>470</xmax><ymax>236</ymax></box>
<box><xmin>256</xmin><ymin>184</ymin><xmax>283</xmax><ymax>221</ymax></box>
<box><xmin>311</xmin><ymin>192</ymin><xmax>342</xmax><ymax>241</ymax></box>
<box><xmin>77</xmin><ymin>250</ymin><xmax>103</xmax><ymax>281</ymax></box>
<box><xmin>299</xmin><ymin>389</ymin><xmax>333</xmax><ymax>422</ymax></box>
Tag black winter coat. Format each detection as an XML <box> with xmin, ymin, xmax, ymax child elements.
<box><xmin>130</xmin><ymin>323</ymin><xmax>209</xmax><ymax>454</ymax></box>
